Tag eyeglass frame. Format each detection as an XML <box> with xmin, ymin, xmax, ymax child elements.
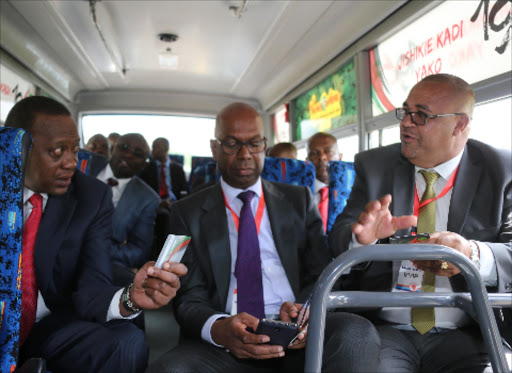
<box><xmin>115</xmin><ymin>143</ymin><xmax>148</xmax><ymax>159</ymax></box>
<box><xmin>214</xmin><ymin>137</ymin><xmax>267</xmax><ymax>155</ymax></box>
<box><xmin>395</xmin><ymin>108</ymin><xmax>471</xmax><ymax>126</ymax></box>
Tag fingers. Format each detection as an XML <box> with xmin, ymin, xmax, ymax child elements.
<box><xmin>412</xmin><ymin>260</ymin><xmax>460</xmax><ymax>277</ymax></box>
<box><xmin>279</xmin><ymin>302</ymin><xmax>300</xmax><ymax>322</ymax></box>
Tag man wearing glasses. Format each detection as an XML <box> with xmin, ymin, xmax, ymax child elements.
<box><xmin>330</xmin><ymin>73</ymin><xmax>511</xmax><ymax>371</ymax></box>
<box><xmin>147</xmin><ymin>102</ymin><xmax>380</xmax><ymax>373</ymax></box>
<box><xmin>94</xmin><ymin>133</ymin><xmax>160</xmax><ymax>275</ymax></box>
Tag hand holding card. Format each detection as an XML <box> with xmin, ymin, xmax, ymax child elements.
<box><xmin>155</xmin><ymin>234</ymin><xmax>191</xmax><ymax>269</ymax></box>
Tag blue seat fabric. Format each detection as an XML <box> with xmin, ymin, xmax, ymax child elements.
<box><xmin>261</xmin><ymin>157</ymin><xmax>316</xmax><ymax>195</ymax></box>
<box><xmin>327</xmin><ymin>160</ymin><xmax>356</xmax><ymax>233</ymax></box>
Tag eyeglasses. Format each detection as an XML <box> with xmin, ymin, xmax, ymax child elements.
<box><xmin>215</xmin><ymin>137</ymin><xmax>267</xmax><ymax>155</ymax></box>
<box><xmin>116</xmin><ymin>143</ymin><xmax>147</xmax><ymax>159</ymax></box>
<box><xmin>395</xmin><ymin>108</ymin><xmax>470</xmax><ymax>126</ymax></box>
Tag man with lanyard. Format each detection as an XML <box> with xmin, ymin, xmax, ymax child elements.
<box><xmin>147</xmin><ymin>102</ymin><xmax>380</xmax><ymax>373</ymax></box>
<box><xmin>306</xmin><ymin>132</ymin><xmax>342</xmax><ymax>232</ymax></box>
<box><xmin>329</xmin><ymin>73</ymin><xmax>512</xmax><ymax>372</ymax></box>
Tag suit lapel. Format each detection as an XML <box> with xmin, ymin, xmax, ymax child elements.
<box><xmin>34</xmin><ymin>187</ymin><xmax>77</xmax><ymax>295</ymax></box>
<box><xmin>392</xmin><ymin>157</ymin><xmax>415</xmax><ymax>217</ymax></box>
<box><xmin>262</xmin><ymin>180</ymin><xmax>300</xmax><ymax>296</ymax></box>
<box><xmin>448</xmin><ymin>146</ymin><xmax>480</xmax><ymax>234</ymax></box>
<box><xmin>201</xmin><ymin>184</ymin><xmax>232</xmax><ymax>306</ymax></box>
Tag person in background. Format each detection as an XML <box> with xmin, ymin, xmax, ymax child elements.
<box><xmin>85</xmin><ymin>133</ymin><xmax>110</xmax><ymax>159</ymax></box>
<box><xmin>5</xmin><ymin>96</ymin><xmax>187</xmax><ymax>373</ymax></box>
<box><xmin>147</xmin><ymin>102</ymin><xmax>380</xmax><ymax>373</ymax></box>
<box><xmin>307</xmin><ymin>132</ymin><xmax>342</xmax><ymax>231</ymax></box>
<box><xmin>329</xmin><ymin>73</ymin><xmax>511</xmax><ymax>372</ymax></box>
<box><xmin>139</xmin><ymin>137</ymin><xmax>188</xmax><ymax>254</ymax></box>
<box><xmin>267</xmin><ymin>142</ymin><xmax>297</xmax><ymax>159</ymax></box>
<box><xmin>108</xmin><ymin>132</ymin><xmax>120</xmax><ymax>152</ymax></box>
<box><xmin>93</xmin><ymin>133</ymin><xmax>160</xmax><ymax>275</ymax></box>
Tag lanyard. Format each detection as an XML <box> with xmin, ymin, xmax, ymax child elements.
<box><xmin>413</xmin><ymin>166</ymin><xmax>459</xmax><ymax>217</ymax></box>
<box><xmin>223</xmin><ymin>186</ymin><xmax>265</xmax><ymax>234</ymax></box>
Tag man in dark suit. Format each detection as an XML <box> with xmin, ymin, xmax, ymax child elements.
<box><xmin>147</xmin><ymin>102</ymin><xmax>380</xmax><ymax>373</ymax></box>
<box><xmin>329</xmin><ymin>73</ymin><xmax>511</xmax><ymax>372</ymax></box>
<box><xmin>307</xmin><ymin>132</ymin><xmax>342</xmax><ymax>231</ymax></box>
<box><xmin>5</xmin><ymin>96</ymin><xmax>187</xmax><ymax>373</ymax></box>
<box><xmin>94</xmin><ymin>133</ymin><xmax>160</xmax><ymax>270</ymax></box>
<box><xmin>139</xmin><ymin>137</ymin><xmax>188</xmax><ymax>253</ymax></box>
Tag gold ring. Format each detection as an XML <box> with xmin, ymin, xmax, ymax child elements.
<box><xmin>441</xmin><ymin>261</ymin><xmax>449</xmax><ymax>270</ymax></box>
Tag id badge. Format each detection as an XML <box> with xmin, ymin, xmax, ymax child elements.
<box><xmin>231</xmin><ymin>288</ymin><xmax>237</xmax><ymax>315</ymax></box>
<box><xmin>393</xmin><ymin>260</ymin><xmax>423</xmax><ymax>292</ymax></box>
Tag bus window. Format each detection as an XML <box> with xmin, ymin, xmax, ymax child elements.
<box><xmin>471</xmin><ymin>96</ymin><xmax>511</xmax><ymax>150</ymax></box>
<box><xmin>81</xmin><ymin>114</ymin><xmax>215</xmax><ymax>174</ymax></box>
<box><xmin>337</xmin><ymin>135</ymin><xmax>359</xmax><ymax>162</ymax></box>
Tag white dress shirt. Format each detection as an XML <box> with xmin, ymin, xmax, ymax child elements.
<box><xmin>201</xmin><ymin>177</ymin><xmax>295</xmax><ymax>346</ymax></box>
<box><xmin>96</xmin><ymin>164</ymin><xmax>132</xmax><ymax>207</ymax></box>
<box><xmin>314</xmin><ymin>179</ymin><xmax>327</xmax><ymax>206</ymax></box>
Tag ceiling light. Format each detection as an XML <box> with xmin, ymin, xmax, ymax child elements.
<box><xmin>159</xmin><ymin>48</ymin><xmax>179</xmax><ymax>69</ymax></box>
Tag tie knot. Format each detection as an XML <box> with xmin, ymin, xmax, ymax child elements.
<box><xmin>238</xmin><ymin>190</ymin><xmax>255</xmax><ymax>205</ymax></box>
<box><xmin>28</xmin><ymin>193</ymin><xmax>43</xmax><ymax>209</ymax></box>
<box><xmin>319</xmin><ymin>187</ymin><xmax>329</xmax><ymax>200</ymax></box>
<box><xmin>107</xmin><ymin>178</ymin><xmax>119</xmax><ymax>187</ymax></box>
<box><xmin>419</xmin><ymin>170</ymin><xmax>440</xmax><ymax>187</ymax></box>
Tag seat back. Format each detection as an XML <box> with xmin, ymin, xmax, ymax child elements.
<box><xmin>189</xmin><ymin>156</ymin><xmax>215</xmax><ymax>192</ymax></box>
<box><xmin>77</xmin><ymin>149</ymin><xmax>93</xmax><ymax>174</ymax></box>
<box><xmin>304</xmin><ymin>244</ymin><xmax>511</xmax><ymax>373</ymax></box>
<box><xmin>261</xmin><ymin>157</ymin><xmax>315</xmax><ymax>195</ymax></box>
<box><xmin>0</xmin><ymin>127</ymin><xmax>32</xmax><ymax>372</ymax></box>
<box><xmin>327</xmin><ymin>161</ymin><xmax>356</xmax><ymax>232</ymax></box>
<box><xmin>169</xmin><ymin>154</ymin><xmax>184</xmax><ymax>167</ymax></box>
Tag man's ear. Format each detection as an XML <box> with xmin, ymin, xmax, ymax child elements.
<box><xmin>453</xmin><ymin>114</ymin><xmax>470</xmax><ymax>136</ymax></box>
<box><xmin>210</xmin><ymin>139</ymin><xmax>217</xmax><ymax>161</ymax></box>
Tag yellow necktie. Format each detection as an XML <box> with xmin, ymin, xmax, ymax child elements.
<box><xmin>411</xmin><ymin>170</ymin><xmax>440</xmax><ymax>334</ymax></box>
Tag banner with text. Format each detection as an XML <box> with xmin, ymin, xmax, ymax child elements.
<box><xmin>371</xmin><ymin>0</ymin><xmax>511</xmax><ymax>116</ymax></box>
<box><xmin>294</xmin><ymin>59</ymin><xmax>357</xmax><ymax>141</ymax></box>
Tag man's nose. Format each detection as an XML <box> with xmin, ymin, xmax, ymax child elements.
<box><xmin>401</xmin><ymin>113</ymin><xmax>415</xmax><ymax>128</ymax></box>
<box><xmin>237</xmin><ymin>144</ymin><xmax>252</xmax><ymax>159</ymax></box>
<box><xmin>63</xmin><ymin>151</ymin><xmax>78</xmax><ymax>169</ymax></box>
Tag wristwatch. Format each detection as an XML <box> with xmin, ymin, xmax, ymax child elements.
<box><xmin>121</xmin><ymin>283</ymin><xmax>142</xmax><ymax>313</ymax></box>
<box><xmin>469</xmin><ymin>240</ymin><xmax>481</xmax><ymax>270</ymax></box>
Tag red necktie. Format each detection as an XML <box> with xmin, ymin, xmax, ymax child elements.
<box><xmin>318</xmin><ymin>187</ymin><xmax>329</xmax><ymax>232</ymax></box>
<box><xmin>107</xmin><ymin>177</ymin><xmax>118</xmax><ymax>187</ymax></box>
<box><xmin>159</xmin><ymin>163</ymin><xmax>169</xmax><ymax>198</ymax></box>
<box><xmin>20</xmin><ymin>193</ymin><xmax>43</xmax><ymax>345</ymax></box>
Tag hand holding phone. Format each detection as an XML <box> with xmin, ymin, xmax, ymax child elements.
<box><xmin>251</xmin><ymin>319</ymin><xmax>299</xmax><ymax>348</ymax></box>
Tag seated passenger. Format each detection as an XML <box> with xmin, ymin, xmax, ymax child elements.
<box><xmin>267</xmin><ymin>142</ymin><xmax>297</xmax><ymax>159</ymax></box>
<box><xmin>93</xmin><ymin>133</ymin><xmax>160</xmax><ymax>271</ymax></box>
<box><xmin>85</xmin><ymin>133</ymin><xmax>110</xmax><ymax>159</ymax></box>
<box><xmin>307</xmin><ymin>132</ymin><xmax>342</xmax><ymax>231</ymax></box>
<box><xmin>5</xmin><ymin>96</ymin><xmax>187</xmax><ymax>373</ymax></box>
<box><xmin>138</xmin><ymin>137</ymin><xmax>188</xmax><ymax>253</ymax></box>
<box><xmin>108</xmin><ymin>132</ymin><xmax>120</xmax><ymax>152</ymax></box>
<box><xmin>147</xmin><ymin>102</ymin><xmax>380</xmax><ymax>373</ymax></box>
<box><xmin>329</xmin><ymin>73</ymin><xmax>512</xmax><ymax>371</ymax></box>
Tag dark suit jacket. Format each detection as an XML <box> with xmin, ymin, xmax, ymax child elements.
<box><xmin>111</xmin><ymin>176</ymin><xmax>160</xmax><ymax>268</ymax></box>
<box><xmin>169</xmin><ymin>179</ymin><xmax>331</xmax><ymax>340</ymax></box>
<box><xmin>35</xmin><ymin>171</ymin><xmax>120</xmax><ymax>327</ymax></box>
<box><xmin>139</xmin><ymin>159</ymin><xmax>188</xmax><ymax>200</ymax></box>
<box><xmin>329</xmin><ymin>140</ymin><xmax>512</xmax><ymax>340</ymax></box>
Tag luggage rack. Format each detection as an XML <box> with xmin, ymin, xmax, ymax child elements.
<box><xmin>304</xmin><ymin>244</ymin><xmax>511</xmax><ymax>373</ymax></box>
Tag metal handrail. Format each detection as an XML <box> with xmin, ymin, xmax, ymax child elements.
<box><xmin>304</xmin><ymin>244</ymin><xmax>511</xmax><ymax>373</ymax></box>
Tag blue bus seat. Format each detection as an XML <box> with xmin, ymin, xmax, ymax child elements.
<box><xmin>189</xmin><ymin>156</ymin><xmax>216</xmax><ymax>193</ymax></box>
<box><xmin>169</xmin><ymin>154</ymin><xmax>184</xmax><ymax>167</ymax></box>
<box><xmin>327</xmin><ymin>161</ymin><xmax>355</xmax><ymax>233</ymax></box>
<box><xmin>77</xmin><ymin>149</ymin><xmax>92</xmax><ymax>174</ymax></box>
<box><xmin>0</xmin><ymin>127</ymin><xmax>32</xmax><ymax>372</ymax></box>
<box><xmin>261</xmin><ymin>157</ymin><xmax>315</xmax><ymax>195</ymax></box>
<box><xmin>305</xmin><ymin>244</ymin><xmax>512</xmax><ymax>373</ymax></box>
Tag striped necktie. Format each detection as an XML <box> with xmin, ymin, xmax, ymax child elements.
<box><xmin>411</xmin><ymin>170</ymin><xmax>440</xmax><ymax>334</ymax></box>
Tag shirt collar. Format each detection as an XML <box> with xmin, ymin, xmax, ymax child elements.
<box><xmin>220</xmin><ymin>177</ymin><xmax>262</xmax><ymax>206</ymax></box>
<box><xmin>314</xmin><ymin>179</ymin><xmax>327</xmax><ymax>193</ymax></box>
<box><xmin>23</xmin><ymin>187</ymin><xmax>48</xmax><ymax>207</ymax></box>
<box><xmin>415</xmin><ymin>148</ymin><xmax>465</xmax><ymax>181</ymax></box>
<box><xmin>101</xmin><ymin>164</ymin><xmax>132</xmax><ymax>187</ymax></box>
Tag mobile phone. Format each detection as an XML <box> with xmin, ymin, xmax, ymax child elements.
<box><xmin>389</xmin><ymin>233</ymin><xmax>429</xmax><ymax>244</ymax></box>
<box><xmin>253</xmin><ymin>319</ymin><xmax>299</xmax><ymax>348</ymax></box>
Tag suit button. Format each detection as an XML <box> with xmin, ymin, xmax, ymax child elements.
<box><xmin>505</xmin><ymin>283</ymin><xmax>512</xmax><ymax>291</ymax></box>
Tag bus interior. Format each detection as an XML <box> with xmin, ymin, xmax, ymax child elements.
<box><xmin>1</xmin><ymin>0</ymin><xmax>511</xmax><ymax>368</ymax></box>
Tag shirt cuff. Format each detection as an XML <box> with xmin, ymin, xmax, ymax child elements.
<box><xmin>201</xmin><ymin>314</ymin><xmax>229</xmax><ymax>347</ymax></box>
<box><xmin>351</xmin><ymin>232</ymin><xmax>378</xmax><ymax>249</ymax></box>
<box><xmin>107</xmin><ymin>288</ymin><xmax>141</xmax><ymax>321</ymax></box>
<box><xmin>475</xmin><ymin>241</ymin><xmax>497</xmax><ymax>287</ymax></box>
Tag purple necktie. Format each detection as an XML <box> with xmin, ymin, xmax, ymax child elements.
<box><xmin>235</xmin><ymin>191</ymin><xmax>265</xmax><ymax>319</ymax></box>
